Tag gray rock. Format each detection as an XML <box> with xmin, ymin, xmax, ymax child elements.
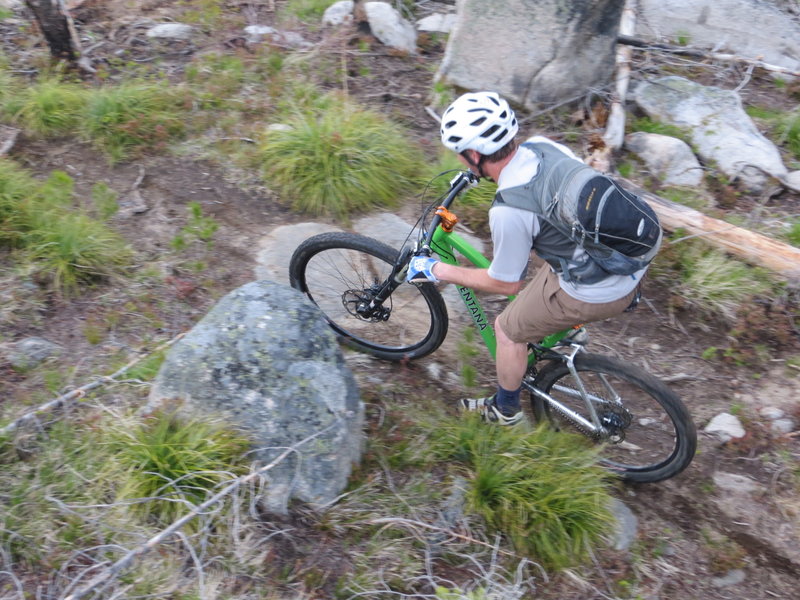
<box><xmin>243</xmin><ymin>25</ymin><xmax>277</xmax><ymax>43</ymax></box>
<box><xmin>323</xmin><ymin>0</ymin><xmax>354</xmax><ymax>26</ymax></box>
<box><xmin>0</xmin><ymin>0</ymin><xmax>22</xmax><ymax>9</ymax></box>
<box><xmin>0</xmin><ymin>125</ymin><xmax>20</xmax><ymax>156</ymax></box>
<box><xmin>634</xmin><ymin>76</ymin><xmax>788</xmax><ymax>191</ymax></box>
<box><xmin>147</xmin><ymin>280</ymin><xmax>364</xmax><ymax>515</ymax></box>
<box><xmin>785</xmin><ymin>170</ymin><xmax>800</xmax><ymax>193</ymax></box>
<box><xmin>146</xmin><ymin>23</ymin><xmax>196</xmax><ymax>41</ymax></box>
<box><xmin>609</xmin><ymin>498</ymin><xmax>638</xmax><ymax>551</ymax></box>
<box><xmin>704</xmin><ymin>412</ymin><xmax>746</xmax><ymax>442</ymax></box>
<box><xmin>770</xmin><ymin>418</ymin><xmax>796</xmax><ymax>435</ymax></box>
<box><xmin>712</xmin><ymin>472</ymin><xmax>760</xmax><ymax>494</ymax></box>
<box><xmin>364</xmin><ymin>2</ymin><xmax>417</xmax><ymax>54</ymax></box>
<box><xmin>625</xmin><ymin>132</ymin><xmax>704</xmax><ymax>187</ymax></box>
<box><xmin>759</xmin><ymin>406</ymin><xmax>786</xmax><ymax>420</ymax></box>
<box><xmin>637</xmin><ymin>0</ymin><xmax>800</xmax><ymax>75</ymax></box>
<box><xmin>437</xmin><ymin>0</ymin><xmax>623</xmax><ymax>109</ymax></box>
<box><xmin>711</xmin><ymin>569</ymin><xmax>746</xmax><ymax>588</ymax></box>
<box><xmin>417</xmin><ymin>13</ymin><xmax>456</xmax><ymax>33</ymax></box>
<box><xmin>5</xmin><ymin>337</ymin><xmax>63</xmax><ymax>370</ymax></box>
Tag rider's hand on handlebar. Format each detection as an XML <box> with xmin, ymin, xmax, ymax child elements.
<box><xmin>406</xmin><ymin>256</ymin><xmax>440</xmax><ymax>284</ymax></box>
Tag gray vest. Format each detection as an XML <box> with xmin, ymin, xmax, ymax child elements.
<box><xmin>494</xmin><ymin>142</ymin><xmax>606</xmax><ymax>283</ymax></box>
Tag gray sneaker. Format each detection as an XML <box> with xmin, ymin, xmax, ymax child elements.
<box><xmin>460</xmin><ymin>394</ymin><xmax>523</xmax><ymax>426</ymax></box>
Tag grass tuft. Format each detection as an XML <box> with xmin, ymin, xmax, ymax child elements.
<box><xmin>259</xmin><ymin>94</ymin><xmax>423</xmax><ymax>220</ymax></box>
<box><xmin>671</xmin><ymin>240</ymin><xmax>771</xmax><ymax>322</ymax></box>
<box><xmin>82</xmin><ymin>81</ymin><xmax>186</xmax><ymax>163</ymax></box>
<box><xmin>109</xmin><ymin>411</ymin><xmax>250</xmax><ymax>525</ymax></box>
<box><xmin>24</xmin><ymin>210</ymin><xmax>133</xmax><ymax>295</ymax></box>
<box><xmin>5</xmin><ymin>77</ymin><xmax>87</xmax><ymax>136</ymax></box>
<box><xmin>426</xmin><ymin>415</ymin><xmax>614</xmax><ymax>570</ymax></box>
<box><xmin>0</xmin><ymin>158</ymin><xmax>38</xmax><ymax>246</ymax></box>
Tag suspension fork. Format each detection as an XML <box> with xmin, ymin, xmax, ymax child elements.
<box><xmin>355</xmin><ymin>244</ymin><xmax>414</xmax><ymax>316</ymax></box>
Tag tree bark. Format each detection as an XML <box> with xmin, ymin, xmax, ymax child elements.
<box><xmin>25</xmin><ymin>0</ymin><xmax>77</xmax><ymax>60</ymax></box>
<box><xmin>623</xmin><ymin>179</ymin><xmax>800</xmax><ymax>282</ymax></box>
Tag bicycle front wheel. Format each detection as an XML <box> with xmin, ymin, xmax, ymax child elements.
<box><xmin>530</xmin><ymin>353</ymin><xmax>696</xmax><ymax>483</ymax></box>
<box><xmin>289</xmin><ymin>232</ymin><xmax>448</xmax><ymax>361</ymax></box>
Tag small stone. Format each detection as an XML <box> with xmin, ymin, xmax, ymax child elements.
<box><xmin>759</xmin><ymin>406</ymin><xmax>785</xmax><ymax>420</ymax></box>
<box><xmin>712</xmin><ymin>472</ymin><xmax>760</xmax><ymax>493</ymax></box>
<box><xmin>609</xmin><ymin>498</ymin><xmax>638</xmax><ymax>551</ymax></box>
<box><xmin>323</xmin><ymin>0</ymin><xmax>354</xmax><ymax>26</ymax></box>
<box><xmin>146</xmin><ymin>23</ymin><xmax>196</xmax><ymax>41</ymax></box>
<box><xmin>243</xmin><ymin>25</ymin><xmax>276</xmax><ymax>42</ymax></box>
<box><xmin>711</xmin><ymin>569</ymin><xmax>746</xmax><ymax>588</ymax></box>
<box><xmin>5</xmin><ymin>337</ymin><xmax>63</xmax><ymax>370</ymax></box>
<box><xmin>770</xmin><ymin>418</ymin><xmax>795</xmax><ymax>435</ymax></box>
<box><xmin>417</xmin><ymin>13</ymin><xmax>457</xmax><ymax>33</ymax></box>
<box><xmin>704</xmin><ymin>413</ymin><xmax>746</xmax><ymax>443</ymax></box>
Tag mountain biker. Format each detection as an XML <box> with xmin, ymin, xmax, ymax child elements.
<box><xmin>407</xmin><ymin>91</ymin><xmax>647</xmax><ymax>425</ymax></box>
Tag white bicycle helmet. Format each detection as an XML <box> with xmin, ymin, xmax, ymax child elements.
<box><xmin>440</xmin><ymin>91</ymin><xmax>518</xmax><ymax>155</ymax></box>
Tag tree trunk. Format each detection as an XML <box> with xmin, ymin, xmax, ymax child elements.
<box><xmin>624</xmin><ymin>179</ymin><xmax>800</xmax><ymax>282</ymax></box>
<box><xmin>24</xmin><ymin>0</ymin><xmax>77</xmax><ymax>61</ymax></box>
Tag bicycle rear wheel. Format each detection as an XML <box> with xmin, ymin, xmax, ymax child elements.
<box><xmin>530</xmin><ymin>353</ymin><xmax>696</xmax><ymax>483</ymax></box>
<box><xmin>289</xmin><ymin>232</ymin><xmax>448</xmax><ymax>361</ymax></box>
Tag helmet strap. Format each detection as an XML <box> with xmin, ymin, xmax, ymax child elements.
<box><xmin>460</xmin><ymin>151</ymin><xmax>491</xmax><ymax>181</ymax></box>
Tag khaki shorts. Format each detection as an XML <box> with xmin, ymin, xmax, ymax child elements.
<box><xmin>497</xmin><ymin>266</ymin><xmax>637</xmax><ymax>344</ymax></box>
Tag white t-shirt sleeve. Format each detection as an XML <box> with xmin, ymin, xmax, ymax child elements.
<box><xmin>487</xmin><ymin>206</ymin><xmax>538</xmax><ymax>282</ymax></box>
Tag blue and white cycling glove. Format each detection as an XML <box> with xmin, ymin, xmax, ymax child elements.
<box><xmin>406</xmin><ymin>256</ymin><xmax>440</xmax><ymax>283</ymax></box>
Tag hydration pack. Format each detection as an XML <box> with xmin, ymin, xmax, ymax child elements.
<box><xmin>494</xmin><ymin>141</ymin><xmax>662</xmax><ymax>284</ymax></box>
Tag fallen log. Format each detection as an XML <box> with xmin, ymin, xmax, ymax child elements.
<box><xmin>622</xmin><ymin>179</ymin><xmax>800</xmax><ymax>282</ymax></box>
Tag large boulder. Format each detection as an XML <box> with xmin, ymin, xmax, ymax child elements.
<box><xmin>147</xmin><ymin>280</ymin><xmax>364</xmax><ymax>515</ymax></box>
<box><xmin>633</xmin><ymin>76</ymin><xmax>788</xmax><ymax>191</ymax></box>
<box><xmin>636</xmin><ymin>0</ymin><xmax>800</xmax><ymax>75</ymax></box>
<box><xmin>624</xmin><ymin>131</ymin><xmax>704</xmax><ymax>187</ymax></box>
<box><xmin>436</xmin><ymin>0</ymin><xmax>624</xmax><ymax>109</ymax></box>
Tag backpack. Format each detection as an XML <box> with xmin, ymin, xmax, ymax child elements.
<box><xmin>494</xmin><ymin>141</ymin><xmax>662</xmax><ymax>284</ymax></box>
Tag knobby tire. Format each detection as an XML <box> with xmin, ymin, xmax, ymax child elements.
<box><xmin>531</xmin><ymin>353</ymin><xmax>696</xmax><ymax>483</ymax></box>
<box><xmin>289</xmin><ymin>232</ymin><xmax>448</xmax><ymax>361</ymax></box>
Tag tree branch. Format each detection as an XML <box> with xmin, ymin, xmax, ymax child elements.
<box><xmin>617</xmin><ymin>34</ymin><xmax>800</xmax><ymax>78</ymax></box>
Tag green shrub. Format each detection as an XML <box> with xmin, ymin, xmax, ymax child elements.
<box><xmin>746</xmin><ymin>106</ymin><xmax>800</xmax><ymax>160</ymax></box>
<box><xmin>0</xmin><ymin>158</ymin><xmax>38</xmax><ymax>246</ymax></box>
<box><xmin>673</xmin><ymin>241</ymin><xmax>771</xmax><ymax>322</ymax></box>
<box><xmin>787</xmin><ymin>218</ymin><xmax>800</xmax><ymax>247</ymax></box>
<box><xmin>284</xmin><ymin>0</ymin><xmax>333</xmax><ymax>20</ymax></box>
<box><xmin>5</xmin><ymin>77</ymin><xmax>87</xmax><ymax>136</ymax></box>
<box><xmin>0</xmin><ymin>58</ymin><xmax>17</xmax><ymax>111</ymax></box>
<box><xmin>24</xmin><ymin>210</ymin><xmax>133</xmax><ymax>295</ymax></box>
<box><xmin>81</xmin><ymin>81</ymin><xmax>186</xmax><ymax>162</ymax></box>
<box><xmin>109</xmin><ymin>411</ymin><xmax>250</xmax><ymax>525</ymax></box>
<box><xmin>630</xmin><ymin>116</ymin><xmax>689</xmax><ymax>141</ymax></box>
<box><xmin>259</xmin><ymin>94</ymin><xmax>423</xmax><ymax>219</ymax></box>
<box><xmin>427</xmin><ymin>415</ymin><xmax>613</xmax><ymax>570</ymax></box>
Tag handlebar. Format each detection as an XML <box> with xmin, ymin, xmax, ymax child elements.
<box><xmin>419</xmin><ymin>170</ymin><xmax>480</xmax><ymax>253</ymax></box>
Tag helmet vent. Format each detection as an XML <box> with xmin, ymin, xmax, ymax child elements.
<box><xmin>481</xmin><ymin>124</ymin><xmax>500</xmax><ymax>138</ymax></box>
<box><xmin>491</xmin><ymin>128</ymin><xmax>508</xmax><ymax>142</ymax></box>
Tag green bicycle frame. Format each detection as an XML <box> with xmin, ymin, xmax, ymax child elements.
<box><xmin>429</xmin><ymin>225</ymin><xmax>572</xmax><ymax>362</ymax></box>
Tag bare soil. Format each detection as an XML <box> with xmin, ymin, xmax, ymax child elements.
<box><xmin>2</xmin><ymin>1</ymin><xmax>800</xmax><ymax>598</ymax></box>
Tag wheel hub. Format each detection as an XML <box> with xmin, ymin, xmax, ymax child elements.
<box><xmin>599</xmin><ymin>404</ymin><xmax>633</xmax><ymax>442</ymax></box>
<box><xmin>343</xmin><ymin>288</ymin><xmax>391</xmax><ymax>322</ymax></box>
